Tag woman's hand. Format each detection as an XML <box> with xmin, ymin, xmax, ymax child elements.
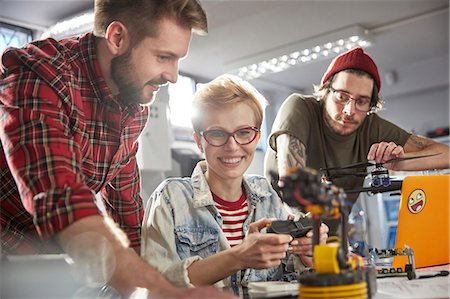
<box><xmin>289</xmin><ymin>223</ymin><xmax>329</xmax><ymax>267</ymax></box>
<box><xmin>231</xmin><ymin>218</ymin><xmax>292</xmax><ymax>270</ymax></box>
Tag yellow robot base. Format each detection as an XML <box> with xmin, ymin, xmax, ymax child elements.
<box><xmin>298</xmin><ymin>244</ymin><xmax>369</xmax><ymax>299</ymax></box>
<box><xmin>300</xmin><ymin>281</ymin><xmax>367</xmax><ymax>299</ymax></box>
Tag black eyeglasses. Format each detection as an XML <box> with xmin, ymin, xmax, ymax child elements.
<box><xmin>329</xmin><ymin>87</ymin><xmax>372</xmax><ymax>112</ymax></box>
<box><xmin>199</xmin><ymin>126</ymin><xmax>260</xmax><ymax>147</ymax></box>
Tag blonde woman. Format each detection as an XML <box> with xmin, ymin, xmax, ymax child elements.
<box><xmin>141</xmin><ymin>74</ymin><xmax>328</xmax><ymax>288</ymax></box>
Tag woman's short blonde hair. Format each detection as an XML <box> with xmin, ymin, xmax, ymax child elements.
<box><xmin>191</xmin><ymin>74</ymin><xmax>266</xmax><ymax>132</ymax></box>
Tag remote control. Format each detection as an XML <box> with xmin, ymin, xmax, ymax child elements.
<box><xmin>266</xmin><ymin>218</ymin><xmax>314</xmax><ymax>238</ymax></box>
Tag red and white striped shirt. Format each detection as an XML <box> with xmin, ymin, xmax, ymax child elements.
<box><xmin>212</xmin><ymin>191</ymin><xmax>248</xmax><ymax>247</ymax></box>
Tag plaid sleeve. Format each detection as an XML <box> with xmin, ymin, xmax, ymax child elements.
<box><xmin>100</xmin><ymin>101</ymin><xmax>148</xmax><ymax>252</ymax></box>
<box><xmin>0</xmin><ymin>68</ymin><xmax>100</xmax><ymax>240</ymax></box>
<box><xmin>102</xmin><ymin>152</ymin><xmax>143</xmax><ymax>252</ymax></box>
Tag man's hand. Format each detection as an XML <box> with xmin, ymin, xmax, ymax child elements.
<box><xmin>367</xmin><ymin>141</ymin><xmax>405</xmax><ymax>168</ymax></box>
<box><xmin>58</xmin><ymin>216</ymin><xmax>191</xmax><ymax>298</ymax></box>
<box><xmin>231</xmin><ymin>218</ymin><xmax>292</xmax><ymax>270</ymax></box>
<box><xmin>288</xmin><ymin>223</ymin><xmax>329</xmax><ymax>267</ymax></box>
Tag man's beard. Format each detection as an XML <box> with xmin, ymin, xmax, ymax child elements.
<box><xmin>324</xmin><ymin>109</ymin><xmax>360</xmax><ymax>136</ymax></box>
<box><xmin>111</xmin><ymin>50</ymin><xmax>146</xmax><ymax>105</ymax></box>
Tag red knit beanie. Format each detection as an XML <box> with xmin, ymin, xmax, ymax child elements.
<box><xmin>321</xmin><ymin>47</ymin><xmax>381</xmax><ymax>92</ymax></box>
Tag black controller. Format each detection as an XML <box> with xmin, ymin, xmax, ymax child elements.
<box><xmin>267</xmin><ymin>218</ymin><xmax>314</xmax><ymax>238</ymax></box>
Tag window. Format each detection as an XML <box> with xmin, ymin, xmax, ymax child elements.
<box><xmin>168</xmin><ymin>74</ymin><xmax>196</xmax><ymax>141</ymax></box>
<box><xmin>0</xmin><ymin>22</ymin><xmax>33</xmax><ymax>54</ymax></box>
<box><xmin>168</xmin><ymin>74</ymin><xmax>195</xmax><ymax>128</ymax></box>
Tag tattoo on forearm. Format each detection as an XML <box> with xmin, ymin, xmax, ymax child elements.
<box><xmin>287</xmin><ymin>137</ymin><xmax>306</xmax><ymax>168</ymax></box>
<box><xmin>409</xmin><ymin>135</ymin><xmax>427</xmax><ymax>151</ymax></box>
<box><xmin>277</xmin><ymin>135</ymin><xmax>306</xmax><ymax>176</ymax></box>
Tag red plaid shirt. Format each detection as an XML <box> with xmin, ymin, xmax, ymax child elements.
<box><xmin>0</xmin><ymin>33</ymin><xmax>149</xmax><ymax>254</ymax></box>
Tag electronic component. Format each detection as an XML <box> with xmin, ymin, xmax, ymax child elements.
<box><xmin>370</xmin><ymin>247</ymin><xmax>416</xmax><ymax>280</ymax></box>
<box><xmin>276</xmin><ymin>167</ymin><xmax>377</xmax><ymax>299</ymax></box>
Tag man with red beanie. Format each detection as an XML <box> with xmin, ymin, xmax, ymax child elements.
<box><xmin>264</xmin><ymin>47</ymin><xmax>449</xmax><ymax>234</ymax></box>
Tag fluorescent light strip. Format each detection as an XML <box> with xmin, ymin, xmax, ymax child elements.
<box><xmin>41</xmin><ymin>11</ymin><xmax>94</xmax><ymax>39</ymax></box>
<box><xmin>236</xmin><ymin>36</ymin><xmax>371</xmax><ymax>80</ymax></box>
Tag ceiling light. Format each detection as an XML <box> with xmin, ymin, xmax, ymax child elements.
<box><xmin>41</xmin><ymin>10</ymin><xmax>94</xmax><ymax>39</ymax></box>
<box><xmin>228</xmin><ymin>25</ymin><xmax>372</xmax><ymax>81</ymax></box>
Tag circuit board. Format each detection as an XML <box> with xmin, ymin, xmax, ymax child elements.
<box><xmin>370</xmin><ymin>247</ymin><xmax>416</xmax><ymax>280</ymax></box>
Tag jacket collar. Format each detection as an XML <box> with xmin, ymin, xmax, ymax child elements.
<box><xmin>190</xmin><ymin>160</ymin><xmax>272</xmax><ymax>208</ymax></box>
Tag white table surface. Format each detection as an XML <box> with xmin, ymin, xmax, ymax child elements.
<box><xmin>373</xmin><ymin>264</ymin><xmax>450</xmax><ymax>299</ymax></box>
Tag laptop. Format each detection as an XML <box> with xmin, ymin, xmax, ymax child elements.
<box><xmin>394</xmin><ymin>174</ymin><xmax>450</xmax><ymax>268</ymax></box>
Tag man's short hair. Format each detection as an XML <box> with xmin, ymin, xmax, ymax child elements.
<box><xmin>94</xmin><ymin>0</ymin><xmax>207</xmax><ymax>45</ymax></box>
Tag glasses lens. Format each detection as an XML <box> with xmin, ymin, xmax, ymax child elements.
<box><xmin>202</xmin><ymin>127</ymin><xmax>259</xmax><ymax>146</ymax></box>
<box><xmin>332</xmin><ymin>89</ymin><xmax>371</xmax><ymax>112</ymax></box>
<box><xmin>234</xmin><ymin>127</ymin><xmax>258</xmax><ymax>145</ymax></box>
<box><xmin>355</xmin><ymin>98</ymin><xmax>371</xmax><ymax>112</ymax></box>
<box><xmin>203</xmin><ymin>130</ymin><xmax>228</xmax><ymax>146</ymax></box>
<box><xmin>333</xmin><ymin>90</ymin><xmax>350</xmax><ymax>104</ymax></box>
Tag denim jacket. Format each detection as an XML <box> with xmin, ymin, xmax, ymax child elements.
<box><xmin>141</xmin><ymin>161</ymin><xmax>297</xmax><ymax>287</ymax></box>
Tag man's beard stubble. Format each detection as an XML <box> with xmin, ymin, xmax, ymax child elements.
<box><xmin>111</xmin><ymin>50</ymin><xmax>145</xmax><ymax>106</ymax></box>
<box><xmin>323</xmin><ymin>106</ymin><xmax>359</xmax><ymax>136</ymax></box>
